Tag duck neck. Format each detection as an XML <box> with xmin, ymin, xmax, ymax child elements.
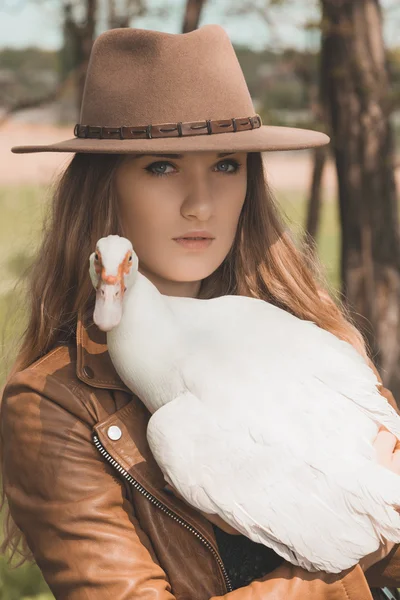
<box><xmin>116</xmin><ymin>270</ymin><xmax>184</xmax><ymax>412</ymax></box>
<box><xmin>129</xmin><ymin>269</ymin><xmax>162</xmax><ymax>298</ymax></box>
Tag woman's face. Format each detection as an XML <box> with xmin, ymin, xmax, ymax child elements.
<box><xmin>115</xmin><ymin>150</ymin><xmax>248</xmax><ymax>297</ymax></box>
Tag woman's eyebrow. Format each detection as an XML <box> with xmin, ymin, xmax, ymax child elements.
<box><xmin>130</xmin><ymin>152</ymin><xmax>236</xmax><ymax>159</ymax></box>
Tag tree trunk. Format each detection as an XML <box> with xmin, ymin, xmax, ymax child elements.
<box><xmin>304</xmin><ymin>145</ymin><xmax>328</xmax><ymax>253</ymax></box>
<box><xmin>108</xmin><ymin>0</ymin><xmax>120</xmax><ymax>28</ymax></box>
<box><xmin>182</xmin><ymin>0</ymin><xmax>205</xmax><ymax>33</ymax></box>
<box><xmin>303</xmin><ymin>67</ymin><xmax>331</xmax><ymax>253</ymax></box>
<box><xmin>320</xmin><ymin>0</ymin><xmax>400</xmax><ymax>397</ymax></box>
<box><xmin>76</xmin><ymin>0</ymin><xmax>97</xmax><ymax>116</ymax></box>
<box><xmin>60</xmin><ymin>2</ymin><xmax>78</xmax><ymax>83</ymax></box>
<box><xmin>108</xmin><ymin>0</ymin><xmax>143</xmax><ymax>28</ymax></box>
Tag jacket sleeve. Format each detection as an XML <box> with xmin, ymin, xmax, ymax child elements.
<box><xmin>0</xmin><ymin>370</ymin><xmax>373</xmax><ymax>600</ymax></box>
<box><xmin>211</xmin><ymin>563</ymin><xmax>373</xmax><ymax>600</ymax></box>
<box><xmin>0</xmin><ymin>371</ymin><xmax>177</xmax><ymax>600</ymax></box>
<box><xmin>362</xmin><ymin>359</ymin><xmax>400</xmax><ymax>588</ymax></box>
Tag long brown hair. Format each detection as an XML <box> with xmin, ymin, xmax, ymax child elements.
<box><xmin>0</xmin><ymin>150</ymin><xmax>370</xmax><ymax>566</ymax></box>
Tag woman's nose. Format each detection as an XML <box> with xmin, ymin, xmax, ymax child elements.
<box><xmin>181</xmin><ymin>178</ymin><xmax>214</xmax><ymax>220</ymax></box>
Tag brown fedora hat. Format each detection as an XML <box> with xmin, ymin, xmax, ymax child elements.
<box><xmin>11</xmin><ymin>24</ymin><xmax>329</xmax><ymax>154</ymax></box>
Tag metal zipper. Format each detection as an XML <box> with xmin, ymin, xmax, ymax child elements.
<box><xmin>92</xmin><ymin>432</ymin><xmax>233</xmax><ymax>593</ymax></box>
<box><xmin>380</xmin><ymin>588</ymin><xmax>399</xmax><ymax>600</ymax></box>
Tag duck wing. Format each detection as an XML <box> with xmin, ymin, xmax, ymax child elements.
<box><xmin>145</xmin><ymin>296</ymin><xmax>400</xmax><ymax>572</ymax></box>
<box><xmin>146</xmin><ymin>383</ymin><xmax>400</xmax><ymax>574</ymax></box>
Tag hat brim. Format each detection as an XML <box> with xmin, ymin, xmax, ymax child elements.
<box><xmin>11</xmin><ymin>125</ymin><xmax>329</xmax><ymax>154</ymax></box>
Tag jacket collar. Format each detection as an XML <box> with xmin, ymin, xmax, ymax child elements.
<box><xmin>76</xmin><ymin>307</ymin><xmax>131</xmax><ymax>393</ymax></box>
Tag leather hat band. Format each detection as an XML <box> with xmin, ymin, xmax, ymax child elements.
<box><xmin>74</xmin><ymin>114</ymin><xmax>262</xmax><ymax>140</ymax></box>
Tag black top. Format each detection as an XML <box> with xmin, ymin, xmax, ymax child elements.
<box><xmin>212</xmin><ymin>523</ymin><xmax>285</xmax><ymax>591</ymax></box>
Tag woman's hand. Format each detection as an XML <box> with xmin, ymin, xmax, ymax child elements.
<box><xmin>373</xmin><ymin>425</ymin><xmax>400</xmax><ymax>472</ymax></box>
<box><xmin>163</xmin><ymin>484</ymin><xmax>241</xmax><ymax>535</ymax></box>
<box><xmin>359</xmin><ymin>426</ymin><xmax>400</xmax><ymax>572</ymax></box>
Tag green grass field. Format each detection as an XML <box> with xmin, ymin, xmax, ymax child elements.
<box><xmin>0</xmin><ymin>182</ymin><xmax>340</xmax><ymax>599</ymax></box>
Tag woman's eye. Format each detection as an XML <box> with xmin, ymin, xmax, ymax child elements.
<box><xmin>144</xmin><ymin>161</ymin><xmax>174</xmax><ymax>177</ymax></box>
<box><xmin>216</xmin><ymin>159</ymin><xmax>241</xmax><ymax>174</ymax></box>
<box><xmin>144</xmin><ymin>158</ymin><xmax>241</xmax><ymax>178</ymax></box>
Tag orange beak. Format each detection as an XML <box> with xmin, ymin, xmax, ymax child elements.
<box><xmin>101</xmin><ymin>272</ymin><xmax>119</xmax><ymax>285</ymax></box>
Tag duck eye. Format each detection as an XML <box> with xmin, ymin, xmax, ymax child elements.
<box><xmin>128</xmin><ymin>255</ymin><xmax>132</xmax><ymax>262</ymax></box>
<box><xmin>95</xmin><ymin>253</ymin><xmax>99</xmax><ymax>261</ymax></box>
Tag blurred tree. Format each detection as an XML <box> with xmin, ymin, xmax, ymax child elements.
<box><xmin>304</xmin><ymin>144</ymin><xmax>329</xmax><ymax>249</ymax></box>
<box><xmin>282</xmin><ymin>41</ymin><xmax>331</xmax><ymax>251</ymax></box>
<box><xmin>229</xmin><ymin>0</ymin><xmax>330</xmax><ymax>253</ymax></box>
<box><xmin>0</xmin><ymin>0</ymin><xmax>169</xmax><ymax>123</ymax></box>
<box><xmin>320</xmin><ymin>0</ymin><xmax>400</xmax><ymax>396</ymax></box>
<box><xmin>59</xmin><ymin>0</ymin><xmax>169</xmax><ymax>114</ymax></box>
<box><xmin>61</xmin><ymin>0</ymin><xmax>97</xmax><ymax>115</ymax></box>
<box><xmin>227</xmin><ymin>0</ymin><xmax>293</xmax><ymax>50</ymax></box>
<box><xmin>107</xmin><ymin>0</ymin><xmax>146</xmax><ymax>28</ymax></box>
<box><xmin>182</xmin><ymin>0</ymin><xmax>205</xmax><ymax>32</ymax></box>
<box><xmin>60</xmin><ymin>2</ymin><xmax>77</xmax><ymax>81</ymax></box>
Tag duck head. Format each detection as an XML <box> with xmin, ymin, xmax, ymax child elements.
<box><xmin>89</xmin><ymin>235</ymin><xmax>138</xmax><ymax>332</ymax></box>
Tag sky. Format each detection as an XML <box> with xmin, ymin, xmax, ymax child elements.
<box><xmin>0</xmin><ymin>0</ymin><xmax>399</xmax><ymax>52</ymax></box>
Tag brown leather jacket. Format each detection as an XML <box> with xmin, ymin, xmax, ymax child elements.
<box><xmin>1</xmin><ymin>309</ymin><xmax>400</xmax><ymax>600</ymax></box>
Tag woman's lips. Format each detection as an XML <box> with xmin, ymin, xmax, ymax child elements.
<box><xmin>173</xmin><ymin>237</ymin><xmax>214</xmax><ymax>250</ymax></box>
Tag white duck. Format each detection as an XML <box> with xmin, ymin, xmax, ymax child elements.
<box><xmin>89</xmin><ymin>234</ymin><xmax>400</xmax><ymax>574</ymax></box>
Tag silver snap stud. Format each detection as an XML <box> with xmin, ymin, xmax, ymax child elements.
<box><xmin>107</xmin><ymin>425</ymin><xmax>122</xmax><ymax>441</ymax></box>
<box><xmin>83</xmin><ymin>365</ymin><xmax>94</xmax><ymax>378</ymax></box>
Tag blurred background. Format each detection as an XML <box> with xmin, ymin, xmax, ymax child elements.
<box><xmin>0</xmin><ymin>0</ymin><xmax>399</xmax><ymax>597</ymax></box>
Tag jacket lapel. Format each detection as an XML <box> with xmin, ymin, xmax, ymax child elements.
<box><xmin>76</xmin><ymin>308</ymin><xmax>131</xmax><ymax>393</ymax></box>
<box><xmin>75</xmin><ymin>308</ymin><xmax>218</xmax><ymax>546</ymax></box>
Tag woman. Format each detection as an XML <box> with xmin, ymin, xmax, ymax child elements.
<box><xmin>1</xmin><ymin>24</ymin><xmax>400</xmax><ymax>600</ymax></box>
